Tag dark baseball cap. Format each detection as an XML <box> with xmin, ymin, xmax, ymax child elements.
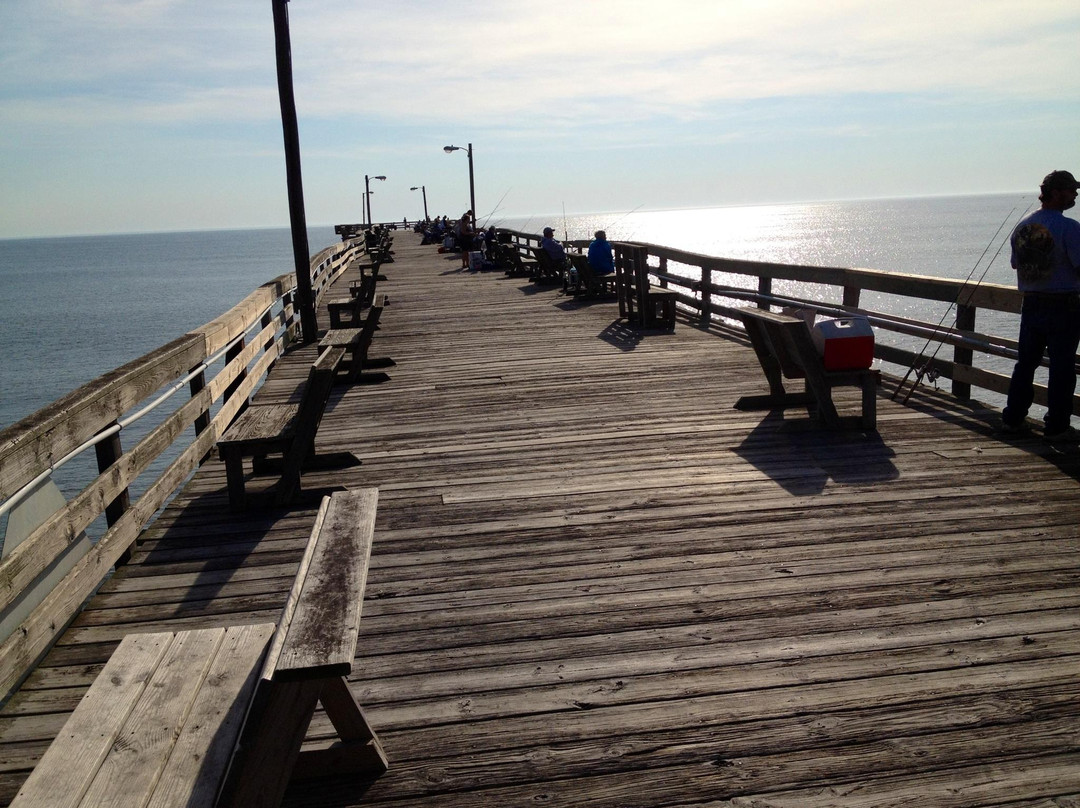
<box><xmin>543</xmin><ymin>227</ymin><xmax>554</xmax><ymax>236</ymax></box>
<box><xmin>1041</xmin><ymin>170</ymin><xmax>1080</xmax><ymax>191</ymax></box>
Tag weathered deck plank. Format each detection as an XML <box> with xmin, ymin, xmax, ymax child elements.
<box><xmin>1</xmin><ymin>232</ymin><xmax>1079</xmax><ymax>807</ymax></box>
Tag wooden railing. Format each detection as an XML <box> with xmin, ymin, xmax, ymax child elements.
<box><xmin>0</xmin><ymin>239</ymin><xmax>365</xmax><ymax>701</ymax></box>
<box><xmin>501</xmin><ymin>229</ymin><xmax>1076</xmax><ymax>413</ymax></box>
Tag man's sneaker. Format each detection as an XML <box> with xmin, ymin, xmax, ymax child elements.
<box><xmin>1044</xmin><ymin>425</ymin><xmax>1080</xmax><ymax>442</ymax></box>
<box><xmin>1000</xmin><ymin>420</ymin><xmax>1030</xmax><ymax>435</ymax></box>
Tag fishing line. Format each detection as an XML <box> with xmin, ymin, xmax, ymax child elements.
<box><xmin>480</xmin><ymin>188</ymin><xmax>512</xmax><ymax>229</ymax></box>
<box><xmin>600</xmin><ymin>203</ymin><xmax>645</xmax><ymax>235</ymax></box>
<box><xmin>894</xmin><ymin>197</ymin><xmax>1033</xmax><ymax>403</ymax></box>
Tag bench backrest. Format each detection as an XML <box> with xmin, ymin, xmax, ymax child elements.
<box><xmin>355</xmin><ymin>295</ymin><xmax>385</xmax><ymax>355</ymax></box>
<box><xmin>739</xmin><ymin>308</ymin><xmax>816</xmax><ymax>380</ymax></box>
<box><xmin>530</xmin><ymin>246</ymin><xmax>561</xmax><ymax>275</ymax></box>
<box><xmin>286</xmin><ymin>345</ymin><xmax>342</xmax><ymax>462</ymax></box>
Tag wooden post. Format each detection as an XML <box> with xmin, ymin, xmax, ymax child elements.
<box><xmin>634</xmin><ymin>246</ymin><xmax>649</xmax><ymax>326</ymax></box>
<box><xmin>953</xmin><ymin>304</ymin><xmax>976</xmax><ymax>400</ymax></box>
<box><xmin>699</xmin><ymin>266</ymin><xmax>713</xmax><ymax>324</ymax></box>
<box><xmin>224</xmin><ymin>338</ymin><xmax>248</xmax><ymax>417</ymax></box>
<box><xmin>94</xmin><ymin>425</ymin><xmax>130</xmax><ymax>529</ymax></box>
<box><xmin>272</xmin><ymin>0</ymin><xmax>318</xmax><ymax>344</ymax></box>
<box><xmin>843</xmin><ymin>285</ymin><xmax>861</xmax><ymax>308</ymax></box>
<box><xmin>613</xmin><ymin>244</ymin><xmax>630</xmax><ymax>320</ymax></box>
<box><xmin>189</xmin><ymin>367</ymin><xmax>210</xmax><ymax>438</ymax></box>
<box><xmin>757</xmin><ymin>277</ymin><xmax>772</xmax><ymax>309</ymax></box>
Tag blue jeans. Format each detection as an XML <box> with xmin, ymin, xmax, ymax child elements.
<box><xmin>1003</xmin><ymin>293</ymin><xmax>1080</xmax><ymax>432</ymax></box>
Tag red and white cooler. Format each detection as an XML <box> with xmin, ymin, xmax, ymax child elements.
<box><xmin>811</xmin><ymin>316</ymin><xmax>874</xmax><ymax>370</ymax></box>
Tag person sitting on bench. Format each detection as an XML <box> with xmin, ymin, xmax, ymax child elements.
<box><xmin>588</xmin><ymin>229</ymin><xmax>615</xmax><ymax>277</ymax></box>
<box><xmin>541</xmin><ymin>226</ymin><xmax>567</xmax><ymax>265</ymax></box>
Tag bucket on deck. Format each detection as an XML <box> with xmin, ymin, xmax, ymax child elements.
<box><xmin>469</xmin><ymin>251</ymin><xmax>485</xmax><ymax>270</ymax></box>
<box><xmin>812</xmin><ymin>316</ymin><xmax>874</xmax><ymax>370</ymax></box>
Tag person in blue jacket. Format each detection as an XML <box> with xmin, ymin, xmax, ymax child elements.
<box><xmin>1002</xmin><ymin>169</ymin><xmax>1080</xmax><ymax>441</ymax></box>
<box><xmin>587</xmin><ymin>230</ymin><xmax>615</xmax><ymax>276</ymax></box>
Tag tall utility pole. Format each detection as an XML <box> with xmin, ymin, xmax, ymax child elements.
<box><xmin>272</xmin><ymin>0</ymin><xmax>317</xmax><ymax>342</ymax></box>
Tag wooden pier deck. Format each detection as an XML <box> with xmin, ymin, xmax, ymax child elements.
<box><xmin>3</xmin><ymin>232</ymin><xmax>1080</xmax><ymax>806</ymax></box>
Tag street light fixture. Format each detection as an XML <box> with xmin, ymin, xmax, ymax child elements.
<box><xmin>364</xmin><ymin>174</ymin><xmax>386</xmax><ymax>226</ymax></box>
<box><xmin>410</xmin><ymin>185</ymin><xmax>429</xmax><ymax>221</ymax></box>
<box><xmin>442</xmin><ymin>143</ymin><xmax>475</xmax><ymax>226</ymax></box>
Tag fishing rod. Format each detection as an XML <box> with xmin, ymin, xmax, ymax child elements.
<box><xmin>562</xmin><ymin>202</ymin><xmax>569</xmax><ymax>242</ymax></box>
<box><xmin>892</xmin><ymin>198</ymin><xmax>1032</xmax><ymax>403</ymax></box>
<box><xmin>480</xmin><ymin>188</ymin><xmax>512</xmax><ymax>229</ymax></box>
<box><xmin>600</xmin><ymin>203</ymin><xmax>645</xmax><ymax>235</ymax></box>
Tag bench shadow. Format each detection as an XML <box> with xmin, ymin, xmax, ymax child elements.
<box><xmin>554</xmin><ymin>294</ymin><xmax>617</xmax><ymax>311</ymax></box>
<box><xmin>734</xmin><ymin>411</ymin><xmax>899</xmax><ymax>496</ymax></box>
<box><xmin>598</xmin><ymin>319</ymin><xmax>643</xmax><ymax>352</ymax></box>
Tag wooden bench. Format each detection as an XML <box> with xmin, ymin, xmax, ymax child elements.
<box><xmin>320</xmin><ymin>294</ymin><xmax>388</xmax><ymax>384</ymax></box>
<box><xmin>328</xmin><ymin>267</ymin><xmax>385</xmax><ymax>329</ymax></box>
<box><xmin>529</xmin><ymin>247</ymin><xmax>567</xmax><ymax>284</ymax></box>
<box><xmin>217</xmin><ymin>346</ymin><xmax>345</xmax><ymax>509</ymax></box>
<box><xmin>10</xmin><ymin>488</ymin><xmax>387</xmax><ymax>808</ymax></box>
<box><xmin>614</xmin><ymin>245</ymin><xmax>677</xmax><ymax>330</ymax></box>
<box><xmin>568</xmin><ymin>253</ymin><xmax>617</xmax><ymax>297</ymax></box>
<box><xmin>734</xmin><ymin>307</ymin><xmax>878</xmax><ymax>430</ymax></box>
<box><xmin>496</xmin><ymin>243</ymin><xmax>538</xmax><ymax>278</ymax></box>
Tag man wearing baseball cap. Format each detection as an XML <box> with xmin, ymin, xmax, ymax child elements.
<box><xmin>1002</xmin><ymin>170</ymin><xmax>1080</xmax><ymax>441</ymax></box>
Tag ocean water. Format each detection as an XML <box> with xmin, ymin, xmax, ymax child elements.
<box><xmin>0</xmin><ymin>225</ymin><xmax>338</xmax><ymax>432</ymax></box>
<box><xmin>0</xmin><ymin>195</ymin><xmax>1040</xmax><ymax>433</ymax></box>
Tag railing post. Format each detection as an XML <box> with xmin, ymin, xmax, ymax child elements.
<box><xmin>94</xmin><ymin>423</ymin><xmax>133</xmax><ymax>566</ymax></box>
<box><xmin>262</xmin><ymin>308</ymin><xmax>275</xmax><ymax>353</ymax></box>
<box><xmin>189</xmin><ymin>367</ymin><xmax>210</xmax><ymax>437</ymax></box>
<box><xmin>699</xmin><ymin>266</ymin><xmax>713</xmax><ymax>324</ymax></box>
<box><xmin>283</xmin><ymin>290</ymin><xmax>298</xmax><ymax>346</ymax></box>
<box><xmin>953</xmin><ymin>304</ymin><xmax>976</xmax><ymax>400</ymax></box>
<box><xmin>757</xmin><ymin>276</ymin><xmax>772</xmax><ymax>309</ymax></box>
<box><xmin>843</xmin><ymin>285</ymin><xmax>861</xmax><ymax>308</ymax></box>
<box><xmin>634</xmin><ymin>246</ymin><xmax>649</xmax><ymax>326</ymax></box>
<box><xmin>614</xmin><ymin>244</ymin><xmax>630</xmax><ymax>320</ymax></box>
<box><xmin>94</xmin><ymin>424</ymin><xmax>131</xmax><ymax>528</ymax></box>
<box><xmin>658</xmin><ymin>256</ymin><xmax>669</xmax><ymax>289</ymax></box>
<box><xmin>224</xmin><ymin>338</ymin><xmax>248</xmax><ymax>415</ymax></box>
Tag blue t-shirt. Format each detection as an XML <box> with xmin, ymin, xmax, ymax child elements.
<box><xmin>1010</xmin><ymin>208</ymin><xmax>1080</xmax><ymax>293</ymax></box>
<box><xmin>587</xmin><ymin>238</ymin><xmax>615</xmax><ymax>275</ymax></box>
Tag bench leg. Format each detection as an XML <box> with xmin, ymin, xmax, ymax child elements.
<box><xmin>221</xmin><ymin>450</ymin><xmax>247</xmax><ymax>510</ymax></box>
<box><xmin>803</xmin><ymin>377</ymin><xmax>842</xmax><ymax>428</ymax></box>
<box><xmin>219</xmin><ymin>678</ymin><xmax>324</xmax><ymax>808</ymax></box>
<box><xmin>291</xmin><ymin>676</ymin><xmax>389</xmax><ymax>778</ymax></box>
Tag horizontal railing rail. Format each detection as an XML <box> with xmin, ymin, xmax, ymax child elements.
<box><xmin>501</xmin><ymin>229</ymin><xmax>1076</xmax><ymax>415</ymax></box>
<box><xmin>0</xmin><ymin>238</ymin><xmax>365</xmax><ymax>701</ymax></box>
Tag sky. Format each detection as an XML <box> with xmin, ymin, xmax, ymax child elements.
<box><xmin>1</xmin><ymin>0</ymin><xmax>1078</xmax><ymax>239</ymax></box>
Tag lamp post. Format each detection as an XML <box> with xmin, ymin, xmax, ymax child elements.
<box><xmin>271</xmin><ymin>0</ymin><xmax>317</xmax><ymax>342</ymax></box>
<box><xmin>442</xmin><ymin>143</ymin><xmax>475</xmax><ymax>224</ymax></box>
<box><xmin>410</xmin><ymin>186</ymin><xmax>429</xmax><ymax>220</ymax></box>
<box><xmin>364</xmin><ymin>174</ymin><xmax>386</xmax><ymax>226</ymax></box>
